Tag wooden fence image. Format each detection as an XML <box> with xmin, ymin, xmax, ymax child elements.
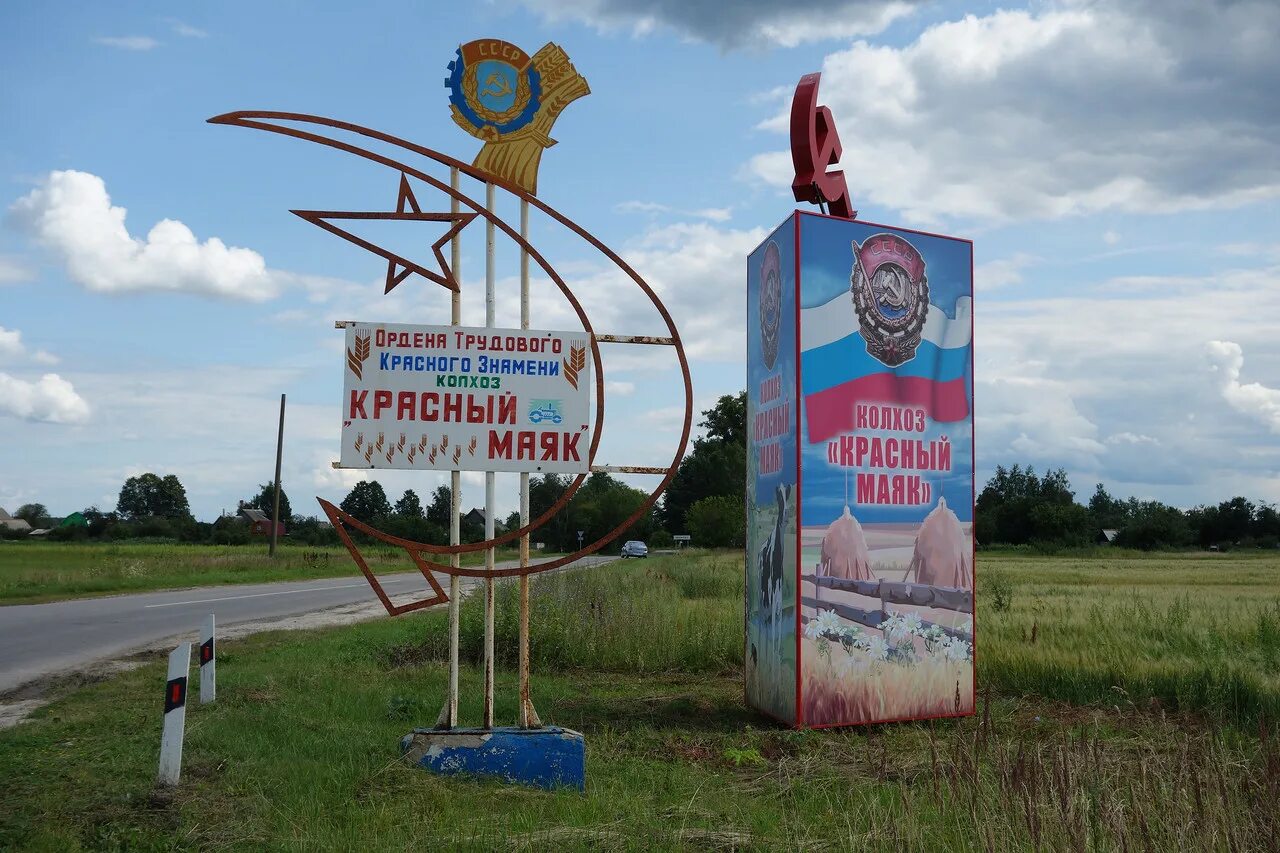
<box><xmin>800</xmin><ymin>574</ymin><xmax>973</xmax><ymax>642</ymax></box>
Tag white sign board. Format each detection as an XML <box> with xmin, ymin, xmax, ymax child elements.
<box><xmin>340</xmin><ymin>322</ymin><xmax>591</xmax><ymax>474</ymax></box>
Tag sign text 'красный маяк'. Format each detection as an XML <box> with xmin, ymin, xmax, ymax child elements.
<box><xmin>340</xmin><ymin>322</ymin><xmax>590</xmax><ymax>474</ymax></box>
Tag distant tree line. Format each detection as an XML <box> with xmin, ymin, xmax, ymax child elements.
<box><xmin>978</xmin><ymin>464</ymin><xmax>1280</xmax><ymax>551</ymax></box>
<box><xmin>30</xmin><ymin>392</ymin><xmax>1269</xmax><ymax>554</ymax></box>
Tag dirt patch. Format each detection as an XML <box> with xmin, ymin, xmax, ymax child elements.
<box><xmin>0</xmin><ymin>700</ymin><xmax>48</xmax><ymax>730</ymax></box>
<box><xmin>0</xmin><ymin>660</ymin><xmax>149</xmax><ymax>730</ymax></box>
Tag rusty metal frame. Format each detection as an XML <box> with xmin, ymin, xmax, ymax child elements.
<box><xmin>211</xmin><ymin>110</ymin><xmax>694</xmax><ymax>600</ymax></box>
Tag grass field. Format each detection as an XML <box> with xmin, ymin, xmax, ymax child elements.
<box><xmin>0</xmin><ymin>542</ymin><xmax>542</xmax><ymax>605</ymax></box>
<box><xmin>980</xmin><ymin>551</ymin><xmax>1280</xmax><ymax>725</ymax></box>
<box><xmin>1</xmin><ymin>551</ymin><xmax>1278</xmax><ymax>850</ymax></box>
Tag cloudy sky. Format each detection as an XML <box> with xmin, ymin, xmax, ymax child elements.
<box><xmin>2</xmin><ymin>0</ymin><xmax>1278</xmax><ymax>520</ymax></box>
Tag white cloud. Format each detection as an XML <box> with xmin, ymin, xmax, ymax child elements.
<box><xmin>0</xmin><ymin>373</ymin><xmax>90</xmax><ymax>424</ymax></box>
<box><xmin>615</xmin><ymin>201</ymin><xmax>668</xmax><ymax>215</ymax></box>
<box><xmin>691</xmin><ymin>207</ymin><xmax>732</xmax><ymax>222</ymax></box>
<box><xmin>615</xmin><ymin>221</ymin><xmax>766</xmax><ymax>360</ymax></box>
<box><xmin>973</xmin><ymin>256</ymin><xmax>1280</xmax><ymax>501</ymax></box>
<box><xmin>94</xmin><ymin>36</ymin><xmax>159</xmax><ymax>51</ymax></box>
<box><xmin>979</xmin><ymin>375</ymin><xmax>1106</xmax><ymax>469</ymax></box>
<box><xmin>0</xmin><ymin>254</ymin><xmax>33</xmax><ymax>284</ymax></box>
<box><xmin>517</xmin><ymin>0</ymin><xmax>917</xmax><ymax>48</ymax></box>
<box><xmin>0</xmin><ymin>327</ymin><xmax>57</xmax><ymax>365</ymax></box>
<box><xmin>1106</xmin><ymin>432</ymin><xmax>1159</xmax><ymax>446</ymax></box>
<box><xmin>605</xmin><ymin>380</ymin><xmax>635</xmax><ymax>396</ymax></box>
<box><xmin>10</xmin><ymin>170</ymin><xmax>277</xmax><ymax>301</ymax></box>
<box><xmin>168</xmin><ymin>20</ymin><xmax>207</xmax><ymax>38</ymax></box>
<box><xmin>747</xmin><ymin>1</ymin><xmax>1280</xmax><ymax>223</ymax></box>
<box><xmin>1206</xmin><ymin>341</ymin><xmax>1280</xmax><ymax>434</ymax></box>
<box><xmin>975</xmin><ymin>253</ymin><xmax>1037</xmax><ymax>292</ymax></box>
<box><xmin>1103</xmin><ymin>230</ymin><xmax>1121</xmax><ymax>246</ymax></box>
<box><xmin>615</xmin><ymin>200</ymin><xmax>732</xmax><ymax>222</ymax></box>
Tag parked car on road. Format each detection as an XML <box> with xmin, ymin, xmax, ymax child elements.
<box><xmin>620</xmin><ymin>540</ymin><xmax>648</xmax><ymax>558</ymax></box>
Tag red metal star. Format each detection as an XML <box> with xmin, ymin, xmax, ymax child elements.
<box><xmin>291</xmin><ymin>173</ymin><xmax>475</xmax><ymax>293</ymax></box>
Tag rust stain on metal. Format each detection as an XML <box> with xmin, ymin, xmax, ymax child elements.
<box><xmin>593</xmin><ymin>334</ymin><xmax>675</xmax><ymax>345</ymax></box>
<box><xmin>590</xmin><ymin>465</ymin><xmax>669</xmax><ymax>475</ymax></box>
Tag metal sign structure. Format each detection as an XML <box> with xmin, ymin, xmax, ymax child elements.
<box><xmin>210</xmin><ymin>39</ymin><xmax>692</xmax><ymax>738</ymax></box>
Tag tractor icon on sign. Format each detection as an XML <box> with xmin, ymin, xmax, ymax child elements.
<box><xmin>528</xmin><ymin>399</ymin><xmax>563</xmax><ymax>425</ymax></box>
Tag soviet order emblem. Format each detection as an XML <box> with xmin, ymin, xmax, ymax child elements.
<box><xmin>446</xmin><ymin>39</ymin><xmax>589</xmax><ymax>195</ymax></box>
<box><xmin>759</xmin><ymin>241</ymin><xmax>782</xmax><ymax>370</ymax></box>
<box><xmin>850</xmin><ymin>233</ymin><xmax>929</xmax><ymax>367</ymax></box>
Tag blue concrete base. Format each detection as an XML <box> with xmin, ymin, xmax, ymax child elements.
<box><xmin>400</xmin><ymin>726</ymin><xmax>585</xmax><ymax>791</ymax></box>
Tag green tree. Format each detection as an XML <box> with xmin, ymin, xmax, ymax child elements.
<box><xmin>80</xmin><ymin>506</ymin><xmax>117</xmax><ymax>538</ymax></box>
<box><xmin>1252</xmin><ymin>503</ymin><xmax>1280</xmax><ymax>544</ymax></box>
<box><xmin>394</xmin><ymin>489</ymin><xmax>423</xmax><ymax>518</ymax></box>
<box><xmin>530</xmin><ymin>474</ymin><xmax>571</xmax><ymax>548</ymax></box>
<box><xmin>976</xmin><ymin>465</ymin><xmax>1088</xmax><ymax>545</ymax></box>
<box><xmin>686</xmin><ymin>494</ymin><xmax>745</xmax><ymax>548</ymax></box>
<box><xmin>1116</xmin><ymin>501</ymin><xmax>1191</xmax><ymax>550</ymax></box>
<box><xmin>243</xmin><ymin>482</ymin><xmax>291</xmax><ymax>524</ymax></box>
<box><xmin>14</xmin><ymin>503</ymin><xmax>48</xmax><ymax>526</ymax></box>
<box><xmin>663</xmin><ymin>392</ymin><xmax>747</xmax><ymax>531</ymax></box>
<box><xmin>525</xmin><ymin>472</ymin><xmax>654</xmax><ymax>551</ymax></box>
<box><xmin>700</xmin><ymin>390</ymin><xmax>747</xmax><ymax>447</ymax></box>
<box><xmin>1087</xmin><ymin>483</ymin><xmax>1127</xmax><ymax>529</ymax></box>
<box><xmin>339</xmin><ymin>481</ymin><xmax>391</xmax><ymax>524</ymax></box>
<box><xmin>117</xmin><ymin>473</ymin><xmax>191</xmax><ymax>520</ymax></box>
<box><xmin>426</xmin><ymin>485</ymin><xmax>453</xmax><ymax>528</ymax></box>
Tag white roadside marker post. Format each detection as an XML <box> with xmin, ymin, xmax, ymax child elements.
<box><xmin>199</xmin><ymin>614</ymin><xmax>216</xmax><ymax>704</ymax></box>
<box><xmin>157</xmin><ymin>643</ymin><xmax>192</xmax><ymax>786</ymax></box>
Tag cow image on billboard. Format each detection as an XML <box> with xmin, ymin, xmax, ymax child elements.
<box><xmin>340</xmin><ymin>322</ymin><xmax>591</xmax><ymax>474</ymax></box>
<box><xmin>747</xmin><ymin>211</ymin><xmax>974</xmax><ymax>728</ymax></box>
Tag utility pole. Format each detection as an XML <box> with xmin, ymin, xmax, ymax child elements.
<box><xmin>270</xmin><ymin>393</ymin><xmax>285</xmax><ymax>557</ymax></box>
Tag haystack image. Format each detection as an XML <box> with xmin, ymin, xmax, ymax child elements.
<box><xmin>801</xmin><ymin>498</ymin><xmax>973</xmax><ymax>726</ymax></box>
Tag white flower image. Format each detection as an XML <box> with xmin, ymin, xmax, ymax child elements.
<box><xmin>882</xmin><ymin>611</ymin><xmax>924</xmax><ymax>647</ymax></box>
<box><xmin>866</xmin><ymin>636</ymin><xmax>889</xmax><ymax>662</ymax></box>
<box><xmin>942</xmin><ymin>637</ymin><xmax>971</xmax><ymax>663</ymax></box>
<box><xmin>903</xmin><ymin>612</ymin><xmax>923</xmax><ymax>635</ymax></box>
<box><xmin>814</xmin><ymin>608</ymin><xmax>842</xmax><ymax>637</ymax></box>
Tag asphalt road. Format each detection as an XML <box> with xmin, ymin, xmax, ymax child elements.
<box><xmin>0</xmin><ymin>553</ymin><xmax>619</xmax><ymax>695</ymax></box>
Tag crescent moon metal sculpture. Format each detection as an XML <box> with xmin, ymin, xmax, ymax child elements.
<box><xmin>207</xmin><ymin>111</ymin><xmax>694</xmax><ymax>616</ymax></box>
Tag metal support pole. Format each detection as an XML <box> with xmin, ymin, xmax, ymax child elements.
<box><xmin>269</xmin><ymin>393</ymin><xmax>285</xmax><ymax>557</ymax></box>
<box><xmin>482</xmin><ymin>181</ymin><xmax>497</xmax><ymax>730</ymax></box>
<box><xmin>437</xmin><ymin>166</ymin><xmax>462</xmax><ymax>731</ymax></box>
<box><xmin>517</xmin><ymin>198</ymin><xmax>541</xmax><ymax>729</ymax></box>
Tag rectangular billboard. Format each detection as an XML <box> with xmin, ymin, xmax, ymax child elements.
<box><xmin>339</xmin><ymin>322</ymin><xmax>591</xmax><ymax>474</ymax></box>
<box><xmin>746</xmin><ymin>211</ymin><xmax>974</xmax><ymax>728</ymax></box>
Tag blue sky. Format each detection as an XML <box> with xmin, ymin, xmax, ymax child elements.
<box><xmin>2</xmin><ymin>0</ymin><xmax>1278</xmax><ymax>520</ymax></box>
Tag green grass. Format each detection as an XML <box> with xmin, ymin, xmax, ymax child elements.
<box><xmin>979</xmin><ymin>551</ymin><xmax>1280</xmax><ymax>725</ymax></box>
<box><xmin>0</xmin><ymin>542</ymin><xmax>547</xmax><ymax>604</ymax></box>
<box><xmin>1</xmin><ymin>551</ymin><xmax>1278</xmax><ymax>850</ymax></box>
